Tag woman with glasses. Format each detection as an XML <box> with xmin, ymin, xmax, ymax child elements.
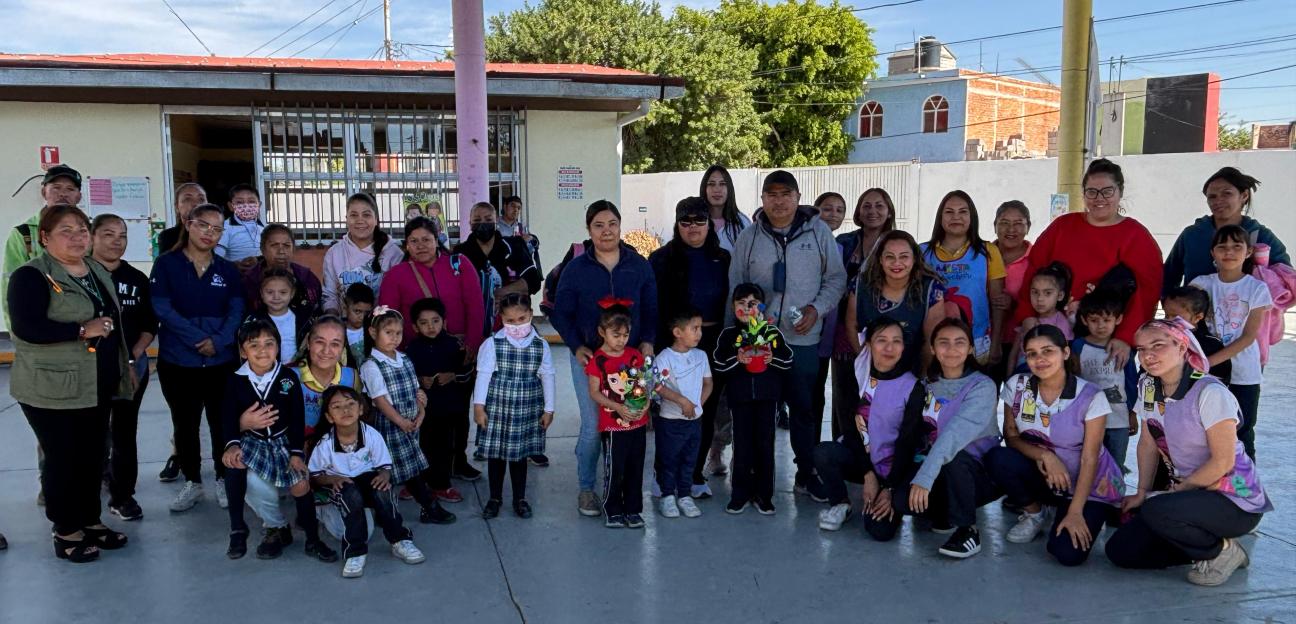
<box><xmin>989</xmin><ymin>200</ymin><xmax>1032</xmax><ymax>384</ymax></box>
<box><xmin>1010</xmin><ymin>159</ymin><xmax>1163</xmax><ymax>370</ymax></box>
<box><xmin>150</xmin><ymin>203</ymin><xmax>246</xmax><ymax>514</ymax></box>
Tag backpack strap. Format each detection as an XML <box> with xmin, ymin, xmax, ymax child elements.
<box><xmin>16</xmin><ymin>223</ymin><xmax>33</xmax><ymax>258</ymax></box>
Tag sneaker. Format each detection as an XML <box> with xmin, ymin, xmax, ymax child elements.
<box><xmin>1006</xmin><ymin>510</ymin><xmax>1047</xmax><ymax>544</ymax></box>
<box><xmin>725</xmin><ymin>499</ymin><xmax>748</xmax><ymax>514</ymax></box>
<box><xmin>158</xmin><ymin>456</ymin><xmax>181</xmax><ymax>482</ymax></box>
<box><xmin>398</xmin><ymin>487</ymin><xmax>413</xmax><ymax>501</ymax></box>
<box><xmin>938</xmin><ymin>526</ymin><xmax>982</xmax><ymax>559</ymax></box>
<box><xmin>454</xmin><ymin>464</ymin><xmax>483</xmax><ymax>482</ymax></box>
<box><xmin>801</xmin><ymin>478</ymin><xmax>830</xmax><ymax>503</ymax></box>
<box><xmin>1187</xmin><ymin>539</ymin><xmax>1250</xmax><ymax>586</ymax></box>
<box><xmin>650</xmin><ymin>480</ymin><xmax>662</xmax><ymax>498</ymax></box>
<box><xmin>305</xmin><ymin>538</ymin><xmax>338</xmax><ymax>563</ymax></box>
<box><xmin>625</xmin><ymin>513</ymin><xmax>646</xmax><ymax>529</ymax></box>
<box><xmin>215</xmin><ymin>479</ymin><xmax>228</xmax><ymax>509</ymax></box>
<box><xmin>818</xmin><ymin>503</ymin><xmax>852</xmax><ymax>531</ymax></box>
<box><xmin>659</xmin><ymin>495</ymin><xmax>680</xmax><ymax>518</ymax></box>
<box><xmin>391</xmin><ymin>540</ymin><xmax>426</xmax><ymax>564</ymax></box>
<box><xmin>705</xmin><ymin>450</ymin><xmax>728</xmax><ymax>476</ymax></box>
<box><xmin>434</xmin><ymin>487</ymin><xmax>464</xmax><ymax>503</ymax></box>
<box><xmin>420</xmin><ymin>503</ymin><xmax>457</xmax><ymax>525</ymax></box>
<box><xmin>691</xmin><ymin>483</ymin><xmax>713</xmax><ymax>499</ymax></box>
<box><xmin>169</xmin><ymin>481</ymin><xmax>203</xmax><ymax>512</ymax></box>
<box><xmin>529</xmin><ymin>454</ymin><xmax>550</xmax><ymax>467</ymax></box>
<box><xmin>755</xmin><ymin>498</ymin><xmax>776</xmax><ymax>515</ymax></box>
<box><xmin>342</xmin><ymin>555</ymin><xmax>367</xmax><ymax>578</ymax></box>
<box><xmin>513</xmin><ymin>500</ymin><xmax>533</xmax><ymax>519</ymax></box>
<box><xmin>109</xmin><ymin>497</ymin><xmax>144</xmax><ymax>521</ymax></box>
<box><xmin>482</xmin><ymin>499</ymin><xmax>502</xmax><ymax>519</ymax></box>
<box><xmin>578</xmin><ymin>490</ymin><xmax>602</xmax><ymax>517</ymax></box>
<box><xmin>256</xmin><ymin>527</ymin><xmax>289</xmax><ymax>560</ymax></box>
<box><xmin>226</xmin><ymin>531</ymin><xmax>248</xmax><ymax>559</ymax></box>
<box><xmin>605</xmin><ymin>514</ymin><xmax>627</xmax><ymax>528</ymax></box>
<box><xmin>677</xmin><ymin>496</ymin><xmax>702</xmax><ymax>518</ymax></box>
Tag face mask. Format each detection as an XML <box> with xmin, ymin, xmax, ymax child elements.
<box><xmin>472</xmin><ymin>222</ymin><xmax>496</xmax><ymax>241</ymax></box>
<box><xmin>233</xmin><ymin>205</ymin><xmax>260</xmax><ymax>222</ymax></box>
<box><xmin>503</xmin><ymin>322</ymin><xmax>532</xmax><ymax>340</ymax></box>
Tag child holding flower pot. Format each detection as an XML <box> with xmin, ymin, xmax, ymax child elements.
<box><xmin>712</xmin><ymin>283</ymin><xmax>793</xmax><ymax>514</ymax></box>
<box><xmin>587</xmin><ymin>302</ymin><xmax>651</xmax><ymax>529</ymax></box>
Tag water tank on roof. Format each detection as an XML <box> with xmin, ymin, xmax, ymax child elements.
<box><xmin>917</xmin><ymin>36</ymin><xmax>941</xmax><ymax>70</ymax></box>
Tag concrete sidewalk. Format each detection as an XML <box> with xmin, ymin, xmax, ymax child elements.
<box><xmin>0</xmin><ymin>342</ymin><xmax>1293</xmax><ymax>624</ymax></box>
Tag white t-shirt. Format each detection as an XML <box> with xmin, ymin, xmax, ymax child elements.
<box><xmin>1000</xmin><ymin>374</ymin><xmax>1110</xmax><ymax>437</ymax></box>
<box><xmin>308</xmin><ymin>423</ymin><xmax>393</xmax><ymax>478</ymax></box>
<box><xmin>359</xmin><ymin>350</ymin><xmax>408</xmax><ymax>399</ymax></box>
<box><xmin>346</xmin><ymin>327</ymin><xmax>365</xmax><ymax>353</ymax></box>
<box><xmin>1190</xmin><ymin>273</ymin><xmax>1272</xmax><ymax>385</ymax></box>
<box><xmin>653</xmin><ymin>347</ymin><xmax>711</xmax><ymax>420</ymax></box>
<box><xmin>1075</xmin><ymin>341</ymin><xmax>1131</xmax><ymax>429</ymax></box>
<box><xmin>269</xmin><ymin>310</ymin><xmax>297</xmax><ymax>363</ymax></box>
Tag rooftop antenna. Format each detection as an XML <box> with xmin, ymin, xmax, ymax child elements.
<box><xmin>1014</xmin><ymin>57</ymin><xmax>1056</xmax><ymax>86</ymax></box>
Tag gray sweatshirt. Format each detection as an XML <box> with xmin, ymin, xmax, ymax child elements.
<box><xmin>728</xmin><ymin>207</ymin><xmax>847</xmax><ymax>347</ymax></box>
<box><xmin>912</xmin><ymin>372</ymin><xmax>1001</xmax><ymax>490</ymax></box>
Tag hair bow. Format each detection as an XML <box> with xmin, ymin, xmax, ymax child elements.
<box><xmin>598</xmin><ymin>296</ymin><xmax>634</xmax><ymax>310</ymax></box>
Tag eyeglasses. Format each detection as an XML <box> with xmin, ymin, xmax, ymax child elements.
<box><xmin>1083</xmin><ymin>186</ymin><xmax>1118</xmax><ymax>200</ymax></box>
<box><xmin>677</xmin><ymin>217</ymin><xmax>709</xmax><ymax>227</ymax></box>
<box><xmin>188</xmin><ymin>220</ymin><xmax>225</xmax><ymax>236</ymax></box>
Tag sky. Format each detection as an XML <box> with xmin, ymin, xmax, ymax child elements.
<box><xmin>1</xmin><ymin>0</ymin><xmax>1292</xmax><ymax>125</ymax></box>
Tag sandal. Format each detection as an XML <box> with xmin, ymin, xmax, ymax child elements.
<box><xmin>83</xmin><ymin>525</ymin><xmax>128</xmax><ymax>550</ymax></box>
<box><xmin>54</xmin><ymin>533</ymin><xmax>100</xmax><ymax>563</ymax></box>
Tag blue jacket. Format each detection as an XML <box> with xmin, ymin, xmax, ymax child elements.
<box><xmin>1164</xmin><ymin>215</ymin><xmax>1289</xmax><ymax>294</ymax></box>
<box><xmin>551</xmin><ymin>241</ymin><xmax>658</xmax><ymax>351</ymax></box>
<box><xmin>150</xmin><ymin>251</ymin><xmax>246</xmax><ymax>367</ymax></box>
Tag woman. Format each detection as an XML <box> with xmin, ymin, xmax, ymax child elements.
<box><xmin>922</xmin><ymin>190</ymin><xmax>1006</xmax><ymax>365</ymax></box>
<box><xmin>295</xmin><ymin>315</ymin><xmax>360</xmax><ymax>436</ymax></box>
<box><xmin>91</xmin><ymin>214</ymin><xmax>157</xmax><ymax>522</ymax></box>
<box><xmin>1013</xmin><ymin>159</ymin><xmax>1162</xmax><ymax>368</ymax></box>
<box><xmin>454</xmin><ymin>201</ymin><xmax>542</xmax><ymax>337</ymax></box>
<box><xmin>9</xmin><ymin>204</ymin><xmax>133</xmax><ymax>562</ymax></box>
<box><xmin>151</xmin><ymin>203</ymin><xmax>246</xmax><ymax>513</ymax></box>
<box><xmin>551</xmin><ymin>200</ymin><xmax>658</xmax><ymax>517</ymax></box>
<box><xmin>812</xmin><ymin>317</ymin><xmax>924</xmax><ymax>532</ymax></box>
<box><xmin>811</xmin><ymin>192</ymin><xmax>848</xmax><ymax>442</ymax></box>
<box><xmin>1164</xmin><ymin>167</ymin><xmax>1289</xmax><ymax>292</ymax></box>
<box><xmin>1105</xmin><ymin>318</ymin><xmax>1271</xmax><ymax>586</ymax></box>
<box><xmin>845</xmin><ymin>230</ymin><xmax>949</xmax><ymax>375</ymax></box>
<box><xmin>990</xmin><ymin>200</ymin><xmax>1032</xmax><ymax>384</ymax></box>
<box><xmin>648</xmin><ymin>197</ymin><xmax>730</xmax><ymax>498</ymax></box>
<box><xmin>700</xmin><ymin>164</ymin><xmax>751</xmax><ymax>253</ymax></box>
<box><xmin>986</xmin><ymin>325</ymin><xmax>1124</xmax><ymax>566</ymax></box>
<box><xmin>244</xmin><ymin>224</ymin><xmax>323</xmax><ymax>316</ymax></box>
<box><xmin>322</xmin><ymin>193</ymin><xmax>403</xmax><ymax>314</ymax></box>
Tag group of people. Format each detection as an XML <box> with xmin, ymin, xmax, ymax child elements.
<box><xmin>3</xmin><ymin>158</ymin><xmax>1285</xmax><ymax>586</ymax></box>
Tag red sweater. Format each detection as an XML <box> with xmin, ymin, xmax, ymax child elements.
<box><xmin>1012</xmin><ymin>212</ymin><xmax>1163</xmax><ymax>345</ymax></box>
<box><xmin>377</xmin><ymin>254</ymin><xmax>485</xmax><ymax>353</ymax></box>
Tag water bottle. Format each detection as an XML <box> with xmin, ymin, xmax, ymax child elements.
<box><xmin>788</xmin><ymin>306</ymin><xmax>804</xmax><ymax>325</ymax></box>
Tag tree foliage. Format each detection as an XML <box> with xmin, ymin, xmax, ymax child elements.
<box><xmin>1217</xmin><ymin>115</ymin><xmax>1252</xmax><ymax>151</ymax></box>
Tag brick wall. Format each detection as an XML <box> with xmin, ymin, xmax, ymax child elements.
<box><xmin>963</xmin><ymin>73</ymin><xmax>1060</xmax><ymax>158</ymax></box>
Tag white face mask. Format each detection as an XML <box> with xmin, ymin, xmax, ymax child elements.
<box><xmin>503</xmin><ymin>322</ymin><xmax>532</xmax><ymax>340</ymax></box>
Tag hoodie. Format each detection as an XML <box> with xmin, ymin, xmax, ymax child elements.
<box><xmin>551</xmin><ymin>241</ymin><xmax>658</xmax><ymax>351</ymax></box>
<box><xmin>1164</xmin><ymin>214</ymin><xmax>1290</xmax><ymax>293</ymax></box>
<box><xmin>321</xmin><ymin>234</ymin><xmax>405</xmax><ymax>313</ymax></box>
<box><xmin>728</xmin><ymin>206</ymin><xmax>847</xmax><ymax>347</ymax></box>
<box><xmin>908</xmin><ymin>372</ymin><xmax>1000</xmax><ymax>491</ymax></box>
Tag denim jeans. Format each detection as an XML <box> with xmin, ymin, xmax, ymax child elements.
<box><xmin>570</xmin><ymin>354</ymin><xmax>602</xmax><ymax>492</ymax></box>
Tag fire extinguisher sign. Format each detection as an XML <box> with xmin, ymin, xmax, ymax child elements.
<box><xmin>40</xmin><ymin>146</ymin><xmax>60</xmax><ymax>171</ymax></box>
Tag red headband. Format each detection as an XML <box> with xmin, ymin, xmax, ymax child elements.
<box><xmin>598</xmin><ymin>296</ymin><xmax>633</xmax><ymax>310</ymax></box>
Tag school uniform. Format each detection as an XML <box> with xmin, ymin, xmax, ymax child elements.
<box><xmin>360</xmin><ymin>350</ymin><xmax>439</xmax><ymax>511</ymax></box>
<box><xmin>246</xmin><ymin>308</ymin><xmax>310</xmax><ymax>365</ymax></box>
<box><xmin>297</xmin><ymin>364</ymin><xmax>360</xmax><ymax>436</ymax></box>
<box><xmin>712</xmin><ymin>324</ymin><xmax>793</xmax><ymax>507</ymax></box>
<box><xmin>408</xmin><ymin>332</ymin><xmax>471</xmax><ymax>490</ymax></box>
<box><xmin>309</xmin><ymin>423</ymin><xmax>412</xmax><ymax>559</ymax></box>
<box><xmin>651</xmin><ymin>346</ymin><xmax>711</xmax><ymax>500</ymax></box>
<box><xmin>473</xmin><ymin>327</ymin><xmax>556</xmax><ymax>502</ymax></box>
<box><xmin>586</xmin><ymin>347</ymin><xmax>649</xmax><ymax>518</ymax></box>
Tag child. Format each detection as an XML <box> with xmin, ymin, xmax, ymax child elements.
<box><xmin>308</xmin><ymin>385</ymin><xmax>426</xmax><ymax>578</ymax></box>
<box><xmin>296</xmin><ymin>315</ymin><xmax>361</xmax><ymax>438</ymax></box>
<box><xmin>358</xmin><ymin>306</ymin><xmax>457</xmax><ymax>525</ymax></box>
<box><xmin>653</xmin><ymin>307</ymin><xmax>713</xmax><ymax>519</ymax></box>
<box><xmin>406</xmin><ymin>297</ymin><xmax>472</xmax><ymax>504</ymax></box>
<box><xmin>220</xmin><ymin>318</ymin><xmax>336</xmax><ymax>562</ymax></box>
<box><xmin>586</xmin><ymin>302</ymin><xmax>649</xmax><ymax>528</ymax></box>
<box><xmin>250</xmin><ymin>268</ymin><xmax>310</xmax><ymax>365</ymax></box>
<box><xmin>217</xmin><ymin>183</ymin><xmax>266</xmax><ymax>269</ymax></box>
<box><xmin>1009</xmin><ymin>261</ymin><xmax>1074</xmax><ymax>371</ymax></box>
<box><xmin>1190</xmin><ymin>225</ymin><xmax>1272</xmax><ymax>460</ymax></box>
<box><xmin>344</xmin><ymin>283</ymin><xmax>375</xmax><ymax>368</ymax></box>
<box><xmin>1070</xmin><ymin>291</ymin><xmax>1138</xmax><ymax>472</ymax></box>
<box><xmin>473</xmin><ymin>293</ymin><xmax>556</xmax><ymax>519</ymax></box>
<box><xmin>712</xmin><ymin>284</ymin><xmax>793</xmax><ymax>515</ymax></box>
<box><xmin>1163</xmin><ymin>286</ymin><xmax>1232</xmax><ymax>384</ymax></box>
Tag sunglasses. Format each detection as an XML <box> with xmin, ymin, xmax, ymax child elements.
<box><xmin>677</xmin><ymin>216</ymin><xmax>709</xmax><ymax>227</ymax></box>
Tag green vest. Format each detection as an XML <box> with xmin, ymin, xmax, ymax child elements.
<box><xmin>10</xmin><ymin>254</ymin><xmax>133</xmax><ymax>409</ymax></box>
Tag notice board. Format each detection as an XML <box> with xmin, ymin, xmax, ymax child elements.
<box><xmin>85</xmin><ymin>176</ymin><xmax>154</xmax><ymax>262</ymax></box>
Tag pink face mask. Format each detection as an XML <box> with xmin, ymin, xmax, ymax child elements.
<box><xmin>503</xmin><ymin>323</ymin><xmax>532</xmax><ymax>340</ymax></box>
<box><xmin>233</xmin><ymin>204</ymin><xmax>260</xmax><ymax>223</ymax></box>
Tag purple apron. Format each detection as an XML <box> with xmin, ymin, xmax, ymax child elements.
<box><xmin>858</xmin><ymin>372</ymin><xmax>919</xmax><ymax>480</ymax></box>
<box><xmin>1007</xmin><ymin>375</ymin><xmax>1124</xmax><ymax>506</ymax></box>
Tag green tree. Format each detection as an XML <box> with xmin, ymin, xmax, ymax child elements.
<box><xmin>486</xmin><ymin>0</ymin><xmax>767</xmax><ymax>173</ymax></box>
<box><xmin>714</xmin><ymin>0</ymin><xmax>877</xmax><ymax>167</ymax></box>
<box><xmin>1217</xmin><ymin>115</ymin><xmax>1252</xmax><ymax>151</ymax></box>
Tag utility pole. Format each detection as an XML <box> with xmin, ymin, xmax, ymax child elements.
<box><xmin>1056</xmin><ymin>0</ymin><xmax>1092</xmax><ymax>210</ymax></box>
<box><xmin>453</xmin><ymin>0</ymin><xmax>489</xmax><ymax>207</ymax></box>
<box><xmin>383</xmin><ymin>0</ymin><xmax>393</xmax><ymax>61</ymax></box>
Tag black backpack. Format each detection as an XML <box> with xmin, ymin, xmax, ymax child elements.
<box><xmin>540</xmin><ymin>241</ymin><xmax>588</xmax><ymax>317</ymax></box>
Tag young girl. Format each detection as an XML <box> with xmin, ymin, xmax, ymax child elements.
<box><xmin>309</xmin><ymin>385</ymin><xmax>426</xmax><ymax>578</ymax></box>
<box><xmin>921</xmin><ymin>191</ymin><xmax>1006</xmax><ymax>364</ymax></box>
<box><xmin>220</xmin><ymin>318</ymin><xmax>336</xmax><ymax>562</ymax></box>
<box><xmin>358</xmin><ymin>306</ymin><xmax>456</xmax><ymax>525</ymax></box>
<box><xmin>251</xmin><ymin>268</ymin><xmax>310</xmax><ymax>365</ymax></box>
<box><xmin>1189</xmin><ymin>225</ymin><xmax>1272</xmax><ymax>460</ymax></box>
<box><xmin>473</xmin><ymin>293</ymin><xmax>556</xmax><ymax>519</ymax></box>
<box><xmin>296</xmin><ymin>315</ymin><xmax>361</xmax><ymax>437</ymax></box>
<box><xmin>585</xmin><ymin>302</ymin><xmax>649</xmax><ymax>528</ymax></box>
<box><xmin>1008</xmin><ymin>261</ymin><xmax>1074</xmax><ymax>371</ymax></box>
<box><xmin>1163</xmin><ymin>286</ymin><xmax>1232</xmax><ymax>384</ymax></box>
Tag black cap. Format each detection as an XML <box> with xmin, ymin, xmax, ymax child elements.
<box><xmin>675</xmin><ymin>196</ymin><xmax>709</xmax><ymax>221</ymax></box>
<box><xmin>762</xmin><ymin>169</ymin><xmax>798</xmax><ymax>193</ymax></box>
<box><xmin>42</xmin><ymin>164</ymin><xmax>82</xmax><ymax>189</ymax></box>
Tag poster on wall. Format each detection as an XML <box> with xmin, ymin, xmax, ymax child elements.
<box><xmin>558</xmin><ymin>166</ymin><xmax>584</xmax><ymax>200</ymax></box>
<box><xmin>85</xmin><ymin>176</ymin><xmax>153</xmax><ymax>262</ymax></box>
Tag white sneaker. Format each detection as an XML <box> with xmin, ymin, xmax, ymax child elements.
<box><xmin>1006</xmin><ymin>510</ymin><xmax>1047</xmax><ymax>544</ymax></box>
<box><xmin>677</xmin><ymin>496</ymin><xmax>702</xmax><ymax>518</ymax></box>
<box><xmin>659</xmin><ymin>495</ymin><xmax>680</xmax><ymax>518</ymax></box>
<box><xmin>391</xmin><ymin>540</ymin><xmax>426</xmax><ymax>564</ymax></box>
<box><xmin>690</xmin><ymin>483</ymin><xmax>713</xmax><ymax>499</ymax></box>
<box><xmin>651</xmin><ymin>479</ymin><xmax>662</xmax><ymax>498</ymax></box>
<box><xmin>216</xmin><ymin>478</ymin><xmax>229</xmax><ymax>509</ymax></box>
<box><xmin>1187</xmin><ymin>538</ymin><xmax>1250</xmax><ymax>586</ymax></box>
<box><xmin>169</xmin><ymin>481</ymin><xmax>203</xmax><ymax>512</ymax></box>
<box><xmin>342</xmin><ymin>555</ymin><xmax>367</xmax><ymax>578</ymax></box>
<box><xmin>818</xmin><ymin>503</ymin><xmax>852</xmax><ymax>531</ymax></box>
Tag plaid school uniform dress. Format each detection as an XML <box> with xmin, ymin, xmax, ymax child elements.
<box><xmin>370</xmin><ymin>355</ymin><xmax>430</xmax><ymax>484</ymax></box>
<box><xmin>241</xmin><ymin>435</ymin><xmax>301</xmax><ymax>488</ymax></box>
<box><xmin>477</xmin><ymin>335</ymin><xmax>547</xmax><ymax>462</ymax></box>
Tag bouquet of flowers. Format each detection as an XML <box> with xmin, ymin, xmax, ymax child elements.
<box><xmin>621</xmin><ymin>356</ymin><xmax>669</xmax><ymax>421</ymax></box>
<box><xmin>733</xmin><ymin>304</ymin><xmax>780</xmax><ymax>373</ymax></box>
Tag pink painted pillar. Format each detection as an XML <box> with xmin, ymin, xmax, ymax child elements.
<box><xmin>453</xmin><ymin>0</ymin><xmax>489</xmax><ymax>207</ymax></box>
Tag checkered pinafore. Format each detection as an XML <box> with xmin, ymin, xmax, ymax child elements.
<box><xmin>370</xmin><ymin>355</ymin><xmax>429</xmax><ymax>484</ymax></box>
<box><xmin>241</xmin><ymin>435</ymin><xmax>301</xmax><ymax>488</ymax></box>
<box><xmin>477</xmin><ymin>334</ymin><xmax>546</xmax><ymax>462</ymax></box>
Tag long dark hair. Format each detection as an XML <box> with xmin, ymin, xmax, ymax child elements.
<box><xmin>362</xmin><ymin>307</ymin><xmax>404</xmax><ymax>357</ymax></box>
<box><xmin>929</xmin><ymin>190</ymin><xmax>988</xmax><ymax>260</ymax></box>
<box><xmin>403</xmin><ymin>216</ymin><xmax>445</xmax><ymax>260</ymax></box>
<box><xmin>1020</xmin><ymin>324</ymin><xmax>1077</xmax><ymax>376</ymax></box>
<box><xmin>308</xmin><ymin>384</ymin><xmax>370</xmax><ymax>447</ymax></box>
<box><xmin>346</xmin><ymin>192</ymin><xmax>390</xmax><ymax>274</ymax></box>
<box><xmin>175</xmin><ymin>203</ymin><xmax>225</xmax><ymax>252</ymax></box>
<box><xmin>926</xmin><ymin>317</ymin><xmax>980</xmax><ymax>381</ymax></box>
<box><xmin>700</xmin><ymin>164</ymin><xmax>744</xmax><ymax>243</ymax></box>
<box><xmin>1031</xmin><ymin>261</ymin><xmax>1073</xmax><ymax>312</ymax></box>
<box><xmin>860</xmin><ymin>230</ymin><xmax>943</xmax><ymax>307</ymax></box>
<box><xmin>1211</xmin><ymin>223</ymin><xmax>1255</xmax><ymax>273</ymax></box>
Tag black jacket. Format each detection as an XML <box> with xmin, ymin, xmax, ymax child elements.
<box><xmin>222</xmin><ymin>365</ymin><xmax>307</xmax><ymax>457</ymax></box>
<box><xmin>648</xmin><ymin>240</ymin><xmax>730</xmax><ymax>352</ymax></box>
<box><xmin>712</xmin><ymin>324</ymin><xmax>793</xmax><ymax>403</ymax></box>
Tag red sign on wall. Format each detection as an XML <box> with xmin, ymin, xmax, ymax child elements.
<box><xmin>39</xmin><ymin>146</ymin><xmax>60</xmax><ymax>171</ymax></box>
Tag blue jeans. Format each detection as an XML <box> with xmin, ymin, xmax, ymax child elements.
<box><xmin>570</xmin><ymin>354</ymin><xmax>602</xmax><ymax>492</ymax></box>
<box><xmin>786</xmin><ymin>344</ymin><xmax>822</xmax><ymax>482</ymax></box>
<box><xmin>654</xmin><ymin>416</ymin><xmax>701</xmax><ymax>499</ymax></box>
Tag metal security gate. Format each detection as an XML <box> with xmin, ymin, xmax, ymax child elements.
<box><xmin>253</xmin><ymin>103</ymin><xmax>522</xmax><ymax>247</ymax></box>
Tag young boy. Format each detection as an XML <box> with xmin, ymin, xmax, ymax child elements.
<box><xmin>586</xmin><ymin>304</ymin><xmax>648</xmax><ymax>529</ymax></box>
<box><xmin>712</xmin><ymin>284</ymin><xmax>793</xmax><ymax>515</ymax></box>
<box><xmin>1070</xmin><ymin>292</ymin><xmax>1139</xmax><ymax>472</ymax></box>
<box><xmin>405</xmin><ymin>297</ymin><xmax>471</xmax><ymax>504</ymax></box>
<box><xmin>653</xmin><ymin>307</ymin><xmax>713</xmax><ymax>519</ymax></box>
<box><xmin>343</xmin><ymin>283</ymin><xmax>375</xmax><ymax>367</ymax></box>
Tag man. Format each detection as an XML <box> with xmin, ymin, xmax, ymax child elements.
<box><xmin>498</xmin><ymin>195</ymin><xmax>541</xmax><ymax>270</ymax></box>
<box><xmin>156</xmin><ymin>182</ymin><xmax>207</xmax><ymax>257</ymax></box>
<box><xmin>728</xmin><ymin>170</ymin><xmax>846</xmax><ymax>495</ymax></box>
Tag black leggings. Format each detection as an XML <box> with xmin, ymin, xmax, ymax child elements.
<box><xmin>107</xmin><ymin>371</ymin><xmax>149</xmax><ymax>503</ymax></box>
<box><xmin>1105</xmin><ymin>490</ymin><xmax>1262</xmax><ymax>567</ymax></box>
<box><xmin>1228</xmin><ymin>384</ymin><xmax>1260</xmax><ymax>461</ymax></box>
<box><xmin>419</xmin><ymin>402</ymin><xmax>456</xmax><ymax>490</ymax></box>
<box><xmin>158</xmin><ymin>360</ymin><xmax>234</xmax><ymax>483</ymax></box>
<box><xmin>865</xmin><ymin>451</ymin><xmax>999</xmax><ymax>541</ymax></box>
<box><xmin>488</xmin><ymin>459</ymin><xmax>529</xmax><ymax>502</ymax></box>
<box><xmin>23</xmin><ymin>403</ymin><xmax>110</xmax><ymax>535</ymax></box>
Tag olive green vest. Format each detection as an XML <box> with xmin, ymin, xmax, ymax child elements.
<box><xmin>10</xmin><ymin>254</ymin><xmax>133</xmax><ymax>409</ymax></box>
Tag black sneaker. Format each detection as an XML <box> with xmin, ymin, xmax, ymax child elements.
<box><xmin>482</xmin><ymin>499</ymin><xmax>502</xmax><ymax>519</ymax></box>
<box><xmin>938</xmin><ymin>526</ymin><xmax>982</xmax><ymax>559</ymax></box>
<box><xmin>529</xmin><ymin>454</ymin><xmax>550</xmax><ymax>467</ymax></box>
<box><xmin>725</xmin><ymin>499</ymin><xmax>748</xmax><ymax>514</ymax></box>
<box><xmin>227</xmin><ymin>530</ymin><xmax>248</xmax><ymax>559</ymax></box>
<box><xmin>754</xmin><ymin>498</ymin><xmax>776</xmax><ymax>515</ymax></box>
<box><xmin>109</xmin><ymin>497</ymin><xmax>144</xmax><ymax>521</ymax></box>
<box><xmin>420</xmin><ymin>502</ymin><xmax>457</xmax><ymax>525</ymax></box>
<box><xmin>605</xmin><ymin>514</ymin><xmax>627</xmax><ymax>528</ymax></box>
<box><xmin>453</xmin><ymin>464</ymin><xmax>483</xmax><ymax>482</ymax></box>
<box><xmin>158</xmin><ymin>456</ymin><xmax>181</xmax><ymax>483</ymax></box>
<box><xmin>514</xmin><ymin>500</ymin><xmax>533</xmax><ymax>519</ymax></box>
<box><xmin>304</xmin><ymin>538</ymin><xmax>338</xmax><ymax>563</ymax></box>
<box><xmin>255</xmin><ymin>527</ymin><xmax>287</xmax><ymax>560</ymax></box>
<box><xmin>624</xmin><ymin>513</ymin><xmax>645</xmax><ymax>529</ymax></box>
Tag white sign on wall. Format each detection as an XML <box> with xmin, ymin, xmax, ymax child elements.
<box><xmin>85</xmin><ymin>176</ymin><xmax>153</xmax><ymax>261</ymax></box>
<box><xmin>558</xmin><ymin>165</ymin><xmax>584</xmax><ymax>200</ymax></box>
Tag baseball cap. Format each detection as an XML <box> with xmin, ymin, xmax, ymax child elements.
<box><xmin>675</xmin><ymin>196</ymin><xmax>709</xmax><ymax>221</ymax></box>
<box><xmin>762</xmin><ymin>169</ymin><xmax>798</xmax><ymax>193</ymax></box>
<box><xmin>42</xmin><ymin>164</ymin><xmax>82</xmax><ymax>189</ymax></box>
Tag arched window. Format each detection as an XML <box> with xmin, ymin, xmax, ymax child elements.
<box><xmin>858</xmin><ymin>101</ymin><xmax>883</xmax><ymax>138</ymax></box>
<box><xmin>923</xmin><ymin>95</ymin><xmax>949</xmax><ymax>133</ymax></box>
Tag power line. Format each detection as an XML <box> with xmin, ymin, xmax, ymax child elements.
<box><xmin>246</xmin><ymin>0</ymin><xmax>338</xmax><ymax>57</ymax></box>
<box><xmin>267</xmin><ymin>0</ymin><xmax>366</xmax><ymax>57</ymax></box>
<box><xmin>160</xmin><ymin>0</ymin><xmax>214</xmax><ymax>56</ymax></box>
<box><xmin>290</xmin><ymin>3</ymin><xmax>385</xmax><ymax>58</ymax></box>
<box><xmin>322</xmin><ymin>0</ymin><xmax>370</xmax><ymax>57</ymax></box>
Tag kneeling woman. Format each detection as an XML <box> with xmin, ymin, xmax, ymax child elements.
<box><xmin>814</xmin><ymin>317</ymin><xmax>924</xmax><ymax>531</ymax></box>
<box><xmin>1105</xmin><ymin>318</ymin><xmax>1272</xmax><ymax>586</ymax></box>
<box><xmin>987</xmin><ymin>325</ymin><xmax>1124</xmax><ymax>566</ymax></box>
<box><xmin>872</xmin><ymin>319</ymin><xmax>1001</xmax><ymax>558</ymax></box>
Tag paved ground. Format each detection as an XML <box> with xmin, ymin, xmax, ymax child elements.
<box><xmin>1</xmin><ymin>338</ymin><xmax>1294</xmax><ymax>624</ymax></box>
